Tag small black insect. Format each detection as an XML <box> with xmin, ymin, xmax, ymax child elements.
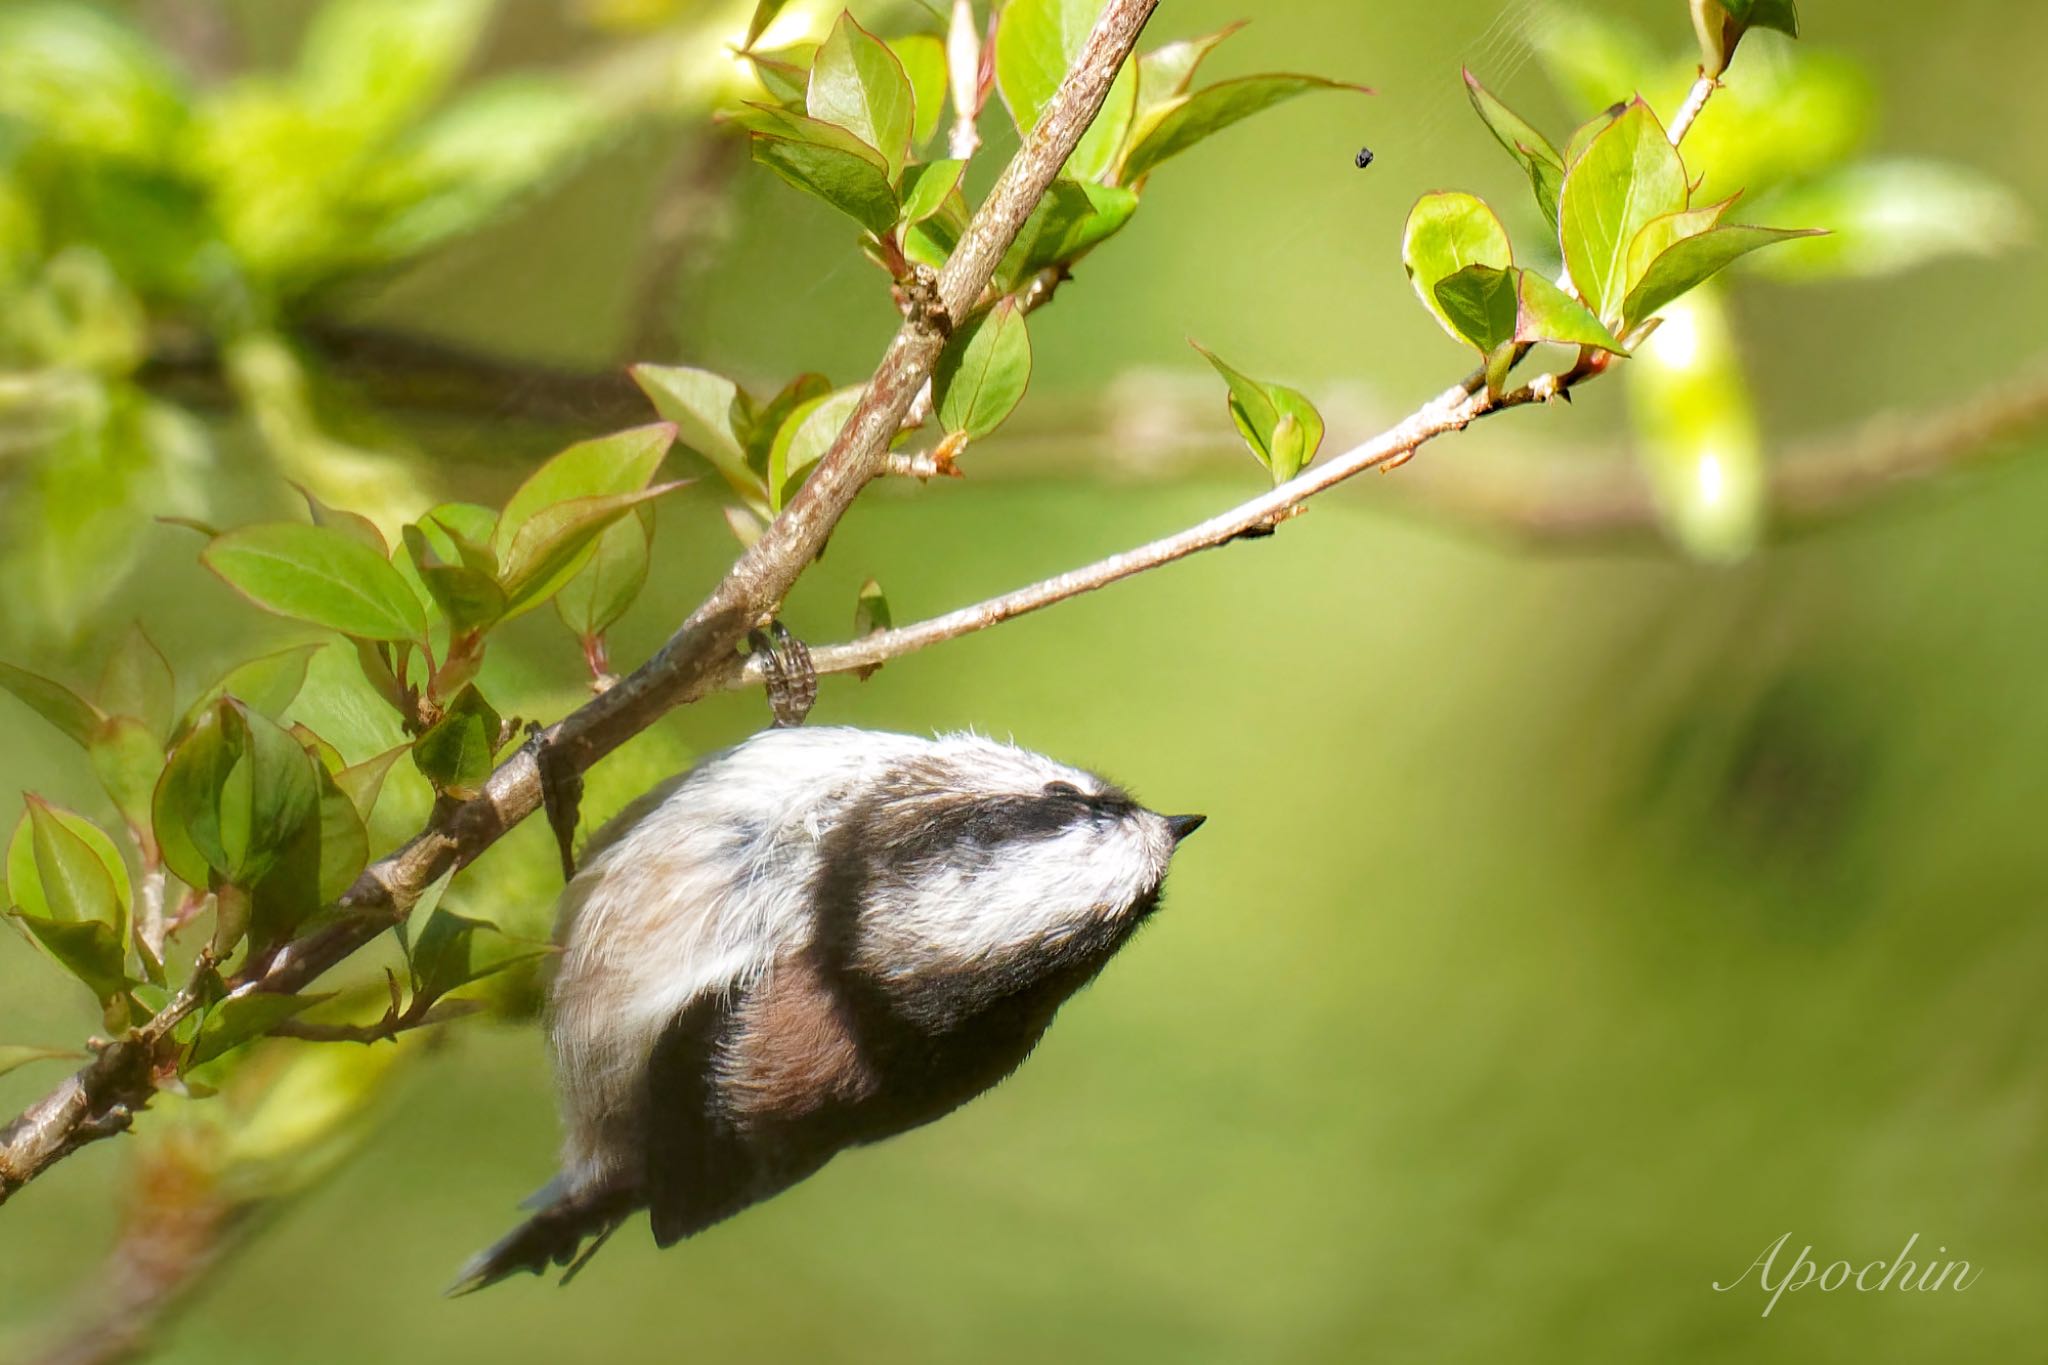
<box><xmin>1354</xmin><ymin>146</ymin><xmax>1375</xmax><ymax>170</ymax></box>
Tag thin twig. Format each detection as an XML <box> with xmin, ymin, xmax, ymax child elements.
<box><xmin>1668</xmin><ymin>69</ymin><xmax>1718</xmax><ymax>144</ymax></box>
<box><xmin>0</xmin><ymin>0</ymin><xmax>1161</xmax><ymax>1208</ymax></box>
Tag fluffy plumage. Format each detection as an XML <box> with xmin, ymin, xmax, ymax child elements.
<box><xmin>453</xmin><ymin>728</ymin><xmax>1200</xmax><ymax>1291</ymax></box>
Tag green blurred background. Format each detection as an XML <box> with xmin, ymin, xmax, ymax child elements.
<box><xmin>5</xmin><ymin>0</ymin><xmax>2048</xmax><ymax>1360</ymax></box>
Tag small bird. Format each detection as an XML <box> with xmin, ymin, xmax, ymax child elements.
<box><xmin>453</xmin><ymin>727</ymin><xmax>1204</xmax><ymax>1291</ymax></box>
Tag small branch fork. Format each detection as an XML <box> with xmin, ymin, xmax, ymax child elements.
<box><xmin>0</xmin><ymin>0</ymin><xmax>1162</xmax><ymax>1209</ymax></box>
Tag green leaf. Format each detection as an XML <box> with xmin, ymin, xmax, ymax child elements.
<box><xmin>1463</xmin><ymin>68</ymin><xmax>1567</xmax><ymax>228</ymax></box>
<box><xmin>182</xmin><ymin>644</ymin><xmax>325</xmax><ymax>732</ymax></box>
<box><xmin>295</xmin><ymin>484</ymin><xmax>388</xmax><ymax>556</ymax></box>
<box><xmin>334</xmin><ymin>744</ymin><xmax>409</xmax><ymax>822</ymax></box>
<box><xmin>1402</xmin><ymin>192</ymin><xmax>1514</xmax><ymax>348</ymax></box>
<box><xmin>900</xmin><ymin>159</ymin><xmax>967</xmax><ymax>225</ymax></box>
<box><xmin>153</xmin><ymin>702</ymin><xmax>240</xmax><ymax>890</ymax></box>
<box><xmin>1431</xmin><ymin>264</ymin><xmax>1521</xmax><ymax>356</ymax></box>
<box><xmin>736</xmin><ymin>104</ymin><xmax>901</xmax><ymax>234</ymax></box>
<box><xmin>498</xmin><ymin>485</ymin><xmax>687</xmax><ymax>617</ymax></box>
<box><xmin>98</xmin><ymin>624</ymin><xmax>176</xmax><ymax>740</ymax></box>
<box><xmin>151</xmin><ymin>700</ymin><xmax>321</xmax><ymax>894</ymax></box>
<box><xmin>409</xmin><ymin>910</ymin><xmax>548</xmax><ymax>1002</ymax></box>
<box><xmin>412</xmin><ymin>686</ymin><xmax>502</xmax><ymax>798</ymax></box>
<box><xmin>1433</xmin><ymin>266</ymin><xmax>1628</xmax><ymax>388</ymax></box>
<box><xmin>1192</xmin><ymin>344</ymin><xmax>1325</xmax><ymax>485</ymax></box>
<box><xmin>1512</xmin><ymin>269</ymin><xmax>1629</xmax><ymax>354</ymax></box>
<box><xmin>297</xmin><ymin>0</ymin><xmax>491</xmax><ymax>139</ymax></box>
<box><xmin>1559</xmin><ymin>100</ymin><xmax>1689</xmax><ymax>325</ymax></box>
<box><xmin>1133</xmin><ymin>22</ymin><xmax>1245</xmax><ymax>126</ymax></box>
<box><xmin>1122</xmin><ymin>74</ymin><xmax>1365</xmax><ymax>184</ymax></box>
<box><xmin>10</xmin><ymin>798</ymin><xmax>129</xmax><ymax>939</ymax></box>
<box><xmin>855</xmin><ymin>578</ymin><xmax>892</xmax><ymax>638</ymax></box>
<box><xmin>1621</xmin><ymin>225</ymin><xmax>1823</xmax><ymax>330</ymax></box>
<box><xmin>1564</xmin><ymin>101</ymin><xmax>1625</xmax><ymax>169</ymax></box>
<box><xmin>203</xmin><ymin>524</ymin><xmax>429</xmax><ymax>645</ymax></box>
<box><xmin>746</xmin><ymin>47</ymin><xmax>813</xmax><ymax>106</ymax></box>
<box><xmin>934</xmin><ymin>300</ymin><xmax>1033</xmax><ymax>440</ymax></box>
<box><xmin>495</xmin><ymin>424</ymin><xmax>675</xmax><ymax>564</ymax></box>
<box><xmin>888</xmin><ymin>34</ymin><xmax>948</xmax><ymax>153</ymax></box>
<box><xmin>739</xmin><ymin>373</ymin><xmax>832</xmax><ymax>479</ymax></box>
<box><xmin>187</xmin><ymin>991</ymin><xmax>324</xmax><ymax>1069</ymax></box>
<box><xmin>0</xmin><ymin>662</ymin><xmax>105</xmax><ymax>750</ymax></box>
<box><xmin>995</xmin><ymin>0</ymin><xmax>1140</xmax><ymax>182</ymax></box>
<box><xmin>995</xmin><ymin>178</ymin><xmax>1137</xmax><ymax>289</ymax></box>
<box><xmin>556</xmin><ymin>506</ymin><xmax>654</xmax><ymax>641</ymax></box>
<box><xmin>90</xmin><ymin>715</ymin><xmax>165</xmax><ymax>849</ymax></box>
<box><xmin>809</xmin><ymin>11</ymin><xmax>916</xmax><ymax>181</ymax></box>
<box><xmin>0</xmin><ymin>1045</ymin><xmax>82</xmax><ymax>1078</ymax></box>
<box><xmin>767</xmin><ymin>388</ymin><xmax>866</xmax><ymax>512</ymax></box>
<box><xmin>1625</xmin><ymin>198</ymin><xmax>1738</xmax><ymax>286</ymax></box>
<box><xmin>401</xmin><ymin>524</ymin><xmax>506</xmax><ymax>635</ymax></box>
<box><xmin>630</xmin><ymin>366</ymin><xmax>761</xmax><ymax>503</ymax></box>
<box><xmin>8</xmin><ymin>912</ymin><xmax>130</xmax><ymax>1008</ymax></box>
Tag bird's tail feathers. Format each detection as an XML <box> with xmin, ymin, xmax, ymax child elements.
<box><xmin>447</xmin><ymin>1181</ymin><xmax>631</xmax><ymax>1296</ymax></box>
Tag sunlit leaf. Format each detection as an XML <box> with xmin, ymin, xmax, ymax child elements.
<box><xmin>495</xmin><ymin>424</ymin><xmax>675</xmax><ymax>563</ymax></box>
<box><xmin>1133</xmin><ymin>22</ymin><xmax>1245</xmax><ymax>127</ymax></box>
<box><xmin>1750</xmin><ymin>160</ymin><xmax>2031</xmax><ymax>281</ymax></box>
<box><xmin>1402</xmin><ymin>191</ymin><xmax>1514</xmax><ymax>347</ymax></box>
<box><xmin>1464</xmin><ymin>68</ymin><xmax>1566</xmax><ymax>229</ymax></box>
<box><xmin>9</xmin><ymin>798</ymin><xmax>130</xmax><ymax>937</ymax></box>
<box><xmin>411</xmin><ymin>685</ymin><xmax>502</xmax><ymax>797</ymax></box>
<box><xmin>744</xmin><ymin>0</ymin><xmax>792</xmax><ymax>49</ymax></box>
<box><xmin>499</xmin><ymin>484</ymin><xmax>687</xmax><ymax>617</ymax></box>
<box><xmin>888</xmin><ymin>33</ymin><xmax>948</xmax><ymax>153</ymax></box>
<box><xmin>1622</xmin><ymin>224</ymin><xmax>1823</xmax><ymax>330</ymax></box>
<box><xmin>934</xmin><ymin>300</ymin><xmax>1033</xmax><ymax>440</ymax></box>
<box><xmin>1627</xmin><ymin>291</ymin><xmax>1763</xmax><ymax>561</ymax></box>
<box><xmin>296</xmin><ymin>0</ymin><xmax>492</xmax><ymax>139</ymax></box>
<box><xmin>181</xmin><ymin>644</ymin><xmax>325</xmax><ymax>733</ymax></box>
<box><xmin>1691</xmin><ymin>0</ymin><xmax>1800</xmax><ymax>78</ymax></box>
<box><xmin>1559</xmin><ymin>100</ymin><xmax>1688</xmax><ymax>325</ymax></box>
<box><xmin>900</xmin><ymin>159</ymin><xmax>967</xmax><ymax>225</ymax></box>
<box><xmin>631</xmin><ymin>365</ymin><xmax>762</xmax><ymax>503</ymax></box>
<box><xmin>333</xmin><ymin>744</ymin><xmax>409</xmax><ymax>822</ymax></box>
<box><xmin>734</xmin><ymin>103</ymin><xmax>901</xmax><ymax>234</ymax></box>
<box><xmin>1192</xmin><ymin>343</ymin><xmax>1325</xmax><ymax>485</ymax></box>
<box><xmin>203</xmin><ymin>525</ymin><xmax>429</xmax><ymax>644</ymax></box>
<box><xmin>767</xmin><ymin>388</ymin><xmax>866</xmax><ymax>512</ymax></box>
<box><xmin>1121</xmin><ymin>73</ymin><xmax>1366</xmax><ymax>184</ymax></box>
<box><xmin>8</xmin><ymin>912</ymin><xmax>130</xmax><ymax>1009</ymax></box>
<box><xmin>556</xmin><ymin>506</ymin><xmax>654</xmax><ymax>641</ymax></box>
<box><xmin>296</xmin><ymin>484</ymin><xmax>388</xmax><ymax>556</ymax></box>
<box><xmin>994</xmin><ymin>0</ymin><xmax>1139</xmax><ymax>182</ymax></box>
<box><xmin>809</xmin><ymin>11</ymin><xmax>916</xmax><ymax>180</ymax></box>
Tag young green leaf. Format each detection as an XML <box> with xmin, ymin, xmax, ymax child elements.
<box><xmin>401</xmin><ymin>524</ymin><xmax>506</xmax><ymax>635</ymax></box>
<box><xmin>1625</xmin><ymin>197</ymin><xmax>1739</xmax><ymax>286</ymax></box>
<box><xmin>1133</xmin><ymin>22</ymin><xmax>1246</xmax><ymax>126</ymax></box>
<box><xmin>995</xmin><ymin>178</ymin><xmax>1137</xmax><ymax>289</ymax></box>
<box><xmin>887</xmin><ymin>33</ymin><xmax>948</xmax><ymax>154</ymax></box>
<box><xmin>1513</xmin><ymin>270</ymin><xmax>1629</xmax><ymax>353</ymax></box>
<box><xmin>933</xmin><ymin>300</ymin><xmax>1033</xmax><ymax>440</ymax></box>
<box><xmin>90</xmin><ymin>715</ymin><xmax>165</xmax><ymax>848</ymax></box>
<box><xmin>203</xmin><ymin>524</ymin><xmax>429</xmax><ymax>644</ymax></box>
<box><xmin>153</xmin><ymin>702</ymin><xmax>240</xmax><ymax>890</ymax></box>
<box><xmin>186</xmin><ymin>991</ymin><xmax>324</xmax><ymax>1069</ymax></box>
<box><xmin>1402</xmin><ymin>191</ymin><xmax>1514</xmax><ymax>347</ymax></box>
<box><xmin>555</xmin><ymin>505</ymin><xmax>654</xmax><ymax>642</ymax></box>
<box><xmin>411</xmin><ymin>685</ymin><xmax>502</xmax><ymax>798</ymax></box>
<box><xmin>98</xmin><ymin>624</ymin><xmax>176</xmax><ymax>740</ymax></box>
<box><xmin>746</xmin><ymin>47</ymin><xmax>813</xmax><ymax>106</ymax></box>
<box><xmin>0</xmin><ymin>661</ymin><xmax>105</xmax><ymax>750</ymax></box>
<box><xmin>180</xmin><ymin>644</ymin><xmax>325</xmax><ymax>732</ymax></box>
<box><xmin>1558</xmin><ymin>100</ymin><xmax>1688</xmax><ymax>325</ymax></box>
<box><xmin>9</xmin><ymin>797</ymin><xmax>130</xmax><ymax>936</ymax></box>
<box><xmin>1192</xmin><ymin>344</ymin><xmax>1325</xmax><ymax>485</ymax></box>
<box><xmin>295</xmin><ymin>484</ymin><xmax>389</xmax><ymax>556</ymax></box>
<box><xmin>855</xmin><ymin>578</ymin><xmax>892</xmax><ymax>638</ymax></box>
<box><xmin>409</xmin><ymin>909</ymin><xmax>549</xmax><ymax>1002</ymax></box>
<box><xmin>630</xmin><ymin>366</ymin><xmax>761</xmax><ymax>503</ymax></box>
<box><xmin>1563</xmin><ymin>101</ymin><xmax>1625</xmax><ymax>169</ymax></box>
<box><xmin>333</xmin><ymin>744</ymin><xmax>409</xmax><ymax>822</ymax></box>
<box><xmin>1463</xmin><ymin>68</ymin><xmax>1567</xmax><ymax>228</ymax></box>
<box><xmin>994</xmin><ymin>0</ymin><xmax>1140</xmax><ymax>182</ymax></box>
<box><xmin>8</xmin><ymin>912</ymin><xmax>130</xmax><ymax>1011</ymax></box>
<box><xmin>767</xmin><ymin>388</ymin><xmax>866</xmax><ymax>512</ymax></box>
<box><xmin>498</xmin><ymin>484</ymin><xmax>687</xmax><ymax>617</ymax></box>
<box><xmin>1621</xmin><ymin>224</ymin><xmax>1824</xmax><ymax>330</ymax></box>
<box><xmin>1121</xmin><ymin>74</ymin><xmax>1367</xmax><ymax>184</ymax></box>
<box><xmin>739</xmin><ymin>373</ymin><xmax>833</xmax><ymax>479</ymax></box>
<box><xmin>733</xmin><ymin>103</ymin><xmax>903</xmax><ymax>234</ymax></box>
<box><xmin>495</xmin><ymin>424</ymin><xmax>676</xmax><ymax>564</ymax></box>
<box><xmin>809</xmin><ymin>12</ymin><xmax>916</xmax><ymax>180</ymax></box>
<box><xmin>900</xmin><ymin>159</ymin><xmax>967</xmax><ymax>225</ymax></box>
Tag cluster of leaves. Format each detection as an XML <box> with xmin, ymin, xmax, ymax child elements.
<box><xmin>0</xmin><ymin>0</ymin><xmax>641</xmax><ymax>641</ymax></box>
<box><xmin>0</xmin><ymin>419</ymin><xmax>680</xmax><ymax>1074</ymax></box>
<box><xmin>696</xmin><ymin>3</ymin><xmax>1362</xmax><ymax>503</ymax></box>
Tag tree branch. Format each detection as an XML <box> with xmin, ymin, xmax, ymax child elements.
<box><xmin>0</xmin><ymin>0</ymin><xmax>1161</xmax><ymax>1209</ymax></box>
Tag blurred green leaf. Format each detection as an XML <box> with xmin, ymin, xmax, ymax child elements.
<box><xmin>0</xmin><ymin>660</ymin><xmax>105</xmax><ymax>749</ymax></box>
<box><xmin>187</xmin><ymin>991</ymin><xmax>325</xmax><ymax>1070</ymax></box>
<box><xmin>411</xmin><ymin>685</ymin><xmax>501</xmax><ymax>797</ymax></box>
<box><xmin>888</xmin><ymin>34</ymin><xmax>948</xmax><ymax>153</ymax></box>
<box><xmin>934</xmin><ymin>300</ymin><xmax>1033</xmax><ymax>440</ymax></box>
<box><xmin>1122</xmin><ymin>74</ymin><xmax>1364</xmax><ymax>184</ymax></box>
<box><xmin>1464</xmin><ymin>68</ymin><xmax>1566</xmax><ymax>229</ymax></box>
<box><xmin>556</xmin><ymin>506</ymin><xmax>654</xmax><ymax>643</ymax></box>
<box><xmin>296</xmin><ymin>0</ymin><xmax>493</xmax><ymax>140</ymax></box>
<box><xmin>1559</xmin><ymin>100</ymin><xmax>1688</xmax><ymax>325</ymax></box>
<box><xmin>0</xmin><ymin>1045</ymin><xmax>82</xmax><ymax>1078</ymax></box>
<box><xmin>1691</xmin><ymin>0</ymin><xmax>1800</xmax><ymax>78</ymax></box>
<box><xmin>1751</xmin><ymin>160</ymin><xmax>2031</xmax><ymax>280</ymax></box>
<box><xmin>745</xmin><ymin>0</ymin><xmax>793</xmax><ymax>49</ymax></box>
<box><xmin>1192</xmin><ymin>343</ymin><xmax>1325</xmax><ymax>485</ymax></box>
<box><xmin>203</xmin><ymin>524</ymin><xmax>429</xmax><ymax>645</ymax></box>
<box><xmin>767</xmin><ymin>387</ymin><xmax>865</xmax><ymax>512</ymax></box>
<box><xmin>1621</xmin><ymin>224</ymin><xmax>1822</xmax><ymax>330</ymax></box>
<box><xmin>182</xmin><ymin>645</ymin><xmax>325</xmax><ymax>734</ymax></box>
<box><xmin>808</xmin><ymin>11</ymin><xmax>915</xmax><ymax>180</ymax></box>
<box><xmin>1627</xmin><ymin>291</ymin><xmax>1763</xmax><ymax>561</ymax></box>
<box><xmin>1402</xmin><ymin>191</ymin><xmax>1514</xmax><ymax>347</ymax></box>
<box><xmin>9</xmin><ymin>797</ymin><xmax>130</xmax><ymax>936</ymax></box>
<box><xmin>0</xmin><ymin>2</ymin><xmax>190</xmax><ymax>160</ymax></box>
<box><xmin>97</xmin><ymin>624</ymin><xmax>176</xmax><ymax>740</ymax></box>
<box><xmin>8</xmin><ymin>912</ymin><xmax>130</xmax><ymax>1010</ymax></box>
<box><xmin>90</xmin><ymin>715</ymin><xmax>165</xmax><ymax>850</ymax></box>
<box><xmin>855</xmin><ymin>578</ymin><xmax>892</xmax><ymax>637</ymax></box>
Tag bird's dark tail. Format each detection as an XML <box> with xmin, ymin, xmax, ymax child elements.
<box><xmin>447</xmin><ymin>1181</ymin><xmax>633</xmax><ymax>1296</ymax></box>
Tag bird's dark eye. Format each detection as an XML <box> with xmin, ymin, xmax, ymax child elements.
<box><xmin>1043</xmin><ymin>781</ymin><xmax>1086</xmax><ymax>802</ymax></box>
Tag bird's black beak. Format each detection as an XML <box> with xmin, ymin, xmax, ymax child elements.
<box><xmin>1165</xmin><ymin>814</ymin><xmax>1207</xmax><ymax>844</ymax></box>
